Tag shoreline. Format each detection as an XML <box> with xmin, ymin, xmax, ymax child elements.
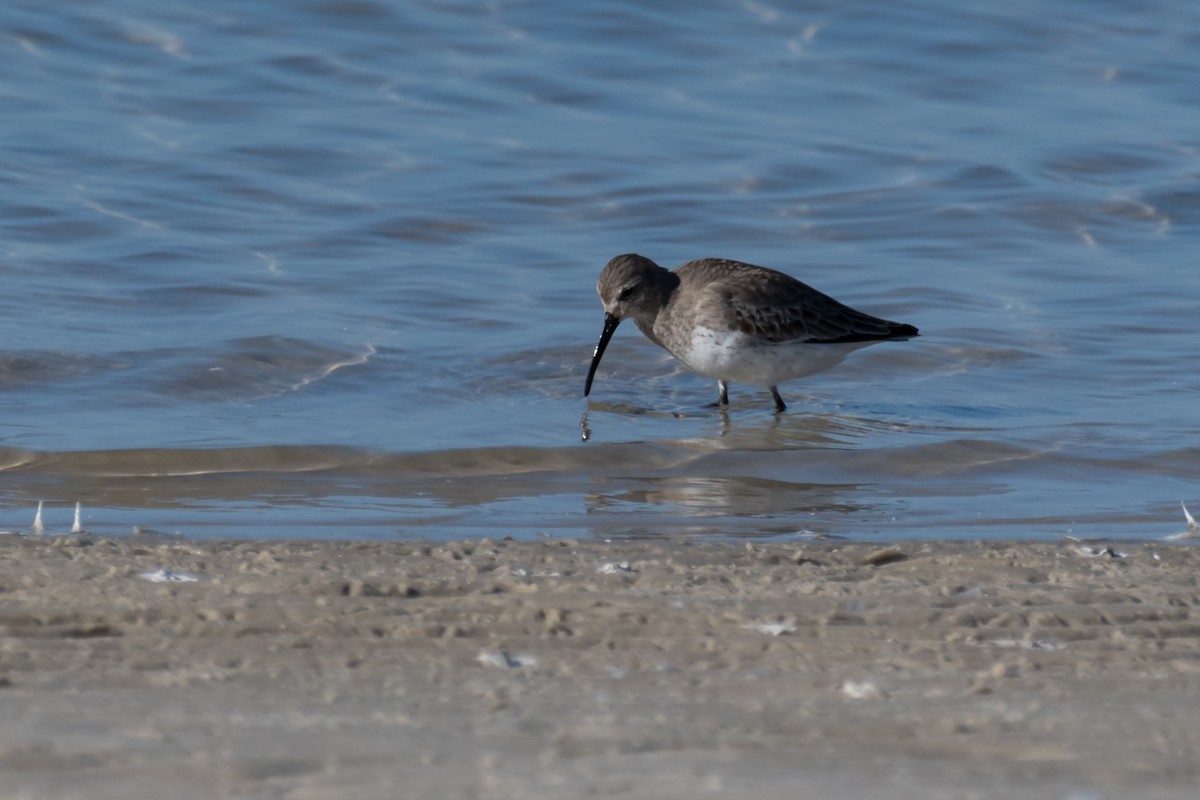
<box><xmin>2</xmin><ymin>535</ymin><xmax>1198</xmax><ymax>798</ymax></box>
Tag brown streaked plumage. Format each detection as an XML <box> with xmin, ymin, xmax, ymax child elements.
<box><xmin>584</xmin><ymin>254</ymin><xmax>918</xmax><ymax>412</ymax></box>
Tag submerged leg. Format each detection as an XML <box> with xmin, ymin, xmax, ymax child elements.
<box><xmin>769</xmin><ymin>386</ymin><xmax>787</xmax><ymax>413</ymax></box>
<box><xmin>717</xmin><ymin>380</ymin><xmax>730</xmax><ymax>406</ymax></box>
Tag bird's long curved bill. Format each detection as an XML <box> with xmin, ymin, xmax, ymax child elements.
<box><xmin>584</xmin><ymin>313</ymin><xmax>621</xmax><ymax>397</ymax></box>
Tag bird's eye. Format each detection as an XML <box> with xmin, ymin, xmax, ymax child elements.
<box><xmin>618</xmin><ymin>285</ymin><xmax>636</xmax><ymax>301</ymax></box>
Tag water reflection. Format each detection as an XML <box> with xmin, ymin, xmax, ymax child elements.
<box><xmin>585</xmin><ymin>474</ymin><xmax>867</xmax><ymax>522</ymax></box>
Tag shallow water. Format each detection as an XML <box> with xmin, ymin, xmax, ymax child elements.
<box><xmin>2</xmin><ymin>0</ymin><xmax>1198</xmax><ymax>540</ymax></box>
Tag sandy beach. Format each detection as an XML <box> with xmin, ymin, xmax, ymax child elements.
<box><xmin>1</xmin><ymin>533</ymin><xmax>1198</xmax><ymax>799</ymax></box>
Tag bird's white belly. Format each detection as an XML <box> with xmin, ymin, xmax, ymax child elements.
<box><xmin>673</xmin><ymin>325</ymin><xmax>867</xmax><ymax>387</ymax></box>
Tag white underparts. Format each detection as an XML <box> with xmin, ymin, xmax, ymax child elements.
<box><xmin>676</xmin><ymin>325</ymin><xmax>870</xmax><ymax>387</ymax></box>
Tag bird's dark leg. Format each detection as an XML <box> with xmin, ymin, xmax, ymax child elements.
<box><xmin>770</xmin><ymin>386</ymin><xmax>787</xmax><ymax>413</ymax></box>
<box><xmin>717</xmin><ymin>380</ymin><xmax>730</xmax><ymax>407</ymax></box>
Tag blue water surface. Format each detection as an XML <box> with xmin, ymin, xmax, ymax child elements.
<box><xmin>1</xmin><ymin>0</ymin><xmax>1198</xmax><ymax>540</ymax></box>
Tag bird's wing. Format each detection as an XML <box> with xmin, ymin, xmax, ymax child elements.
<box><xmin>678</xmin><ymin>259</ymin><xmax>912</xmax><ymax>344</ymax></box>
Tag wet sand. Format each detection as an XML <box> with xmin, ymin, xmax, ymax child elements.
<box><xmin>1</xmin><ymin>534</ymin><xmax>1198</xmax><ymax>799</ymax></box>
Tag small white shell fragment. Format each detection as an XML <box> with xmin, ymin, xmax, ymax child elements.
<box><xmin>839</xmin><ymin>679</ymin><xmax>886</xmax><ymax>700</ymax></box>
<box><xmin>983</xmin><ymin>638</ymin><xmax>1065</xmax><ymax>651</ymax></box>
<box><xmin>71</xmin><ymin>502</ymin><xmax>84</xmax><ymax>534</ymax></box>
<box><xmin>477</xmin><ymin>649</ymin><xmax>536</xmax><ymax>668</ymax></box>
<box><xmin>31</xmin><ymin>501</ymin><xmax>45</xmax><ymax>535</ymax></box>
<box><xmin>743</xmin><ymin>622</ymin><xmax>797</xmax><ymax>636</ymax></box>
<box><xmin>1163</xmin><ymin>502</ymin><xmax>1200</xmax><ymax>540</ymax></box>
<box><xmin>138</xmin><ymin>568</ymin><xmax>199</xmax><ymax>583</ymax></box>
<box><xmin>597</xmin><ymin>561</ymin><xmax>636</xmax><ymax>574</ymax></box>
<box><xmin>1074</xmin><ymin>545</ymin><xmax>1126</xmax><ymax>559</ymax></box>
